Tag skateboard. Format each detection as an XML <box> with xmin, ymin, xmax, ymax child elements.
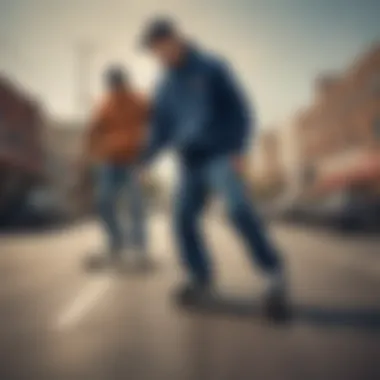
<box><xmin>175</xmin><ymin>289</ymin><xmax>292</xmax><ymax>323</ymax></box>
<box><xmin>83</xmin><ymin>254</ymin><xmax>156</xmax><ymax>274</ymax></box>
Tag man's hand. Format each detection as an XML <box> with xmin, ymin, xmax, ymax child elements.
<box><xmin>231</xmin><ymin>155</ymin><xmax>247</xmax><ymax>176</ymax></box>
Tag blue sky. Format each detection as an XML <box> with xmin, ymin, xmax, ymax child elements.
<box><xmin>0</xmin><ymin>0</ymin><xmax>379</xmax><ymax>126</ymax></box>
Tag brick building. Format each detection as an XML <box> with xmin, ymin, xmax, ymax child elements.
<box><xmin>0</xmin><ymin>78</ymin><xmax>44</xmax><ymax>173</ymax></box>
<box><xmin>0</xmin><ymin>76</ymin><xmax>45</xmax><ymax>219</ymax></box>
<box><xmin>294</xmin><ymin>44</ymin><xmax>380</xmax><ymax>199</ymax></box>
<box><xmin>43</xmin><ymin>120</ymin><xmax>90</xmax><ymax>217</ymax></box>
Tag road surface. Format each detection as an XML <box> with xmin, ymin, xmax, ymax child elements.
<box><xmin>0</xmin><ymin>213</ymin><xmax>379</xmax><ymax>380</ymax></box>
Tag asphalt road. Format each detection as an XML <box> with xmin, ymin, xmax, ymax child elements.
<box><xmin>0</xmin><ymin>214</ymin><xmax>379</xmax><ymax>380</ymax></box>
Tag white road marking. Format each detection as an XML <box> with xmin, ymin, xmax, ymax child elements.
<box><xmin>57</xmin><ymin>277</ymin><xmax>112</xmax><ymax>329</ymax></box>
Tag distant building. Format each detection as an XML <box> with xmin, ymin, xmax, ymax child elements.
<box><xmin>44</xmin><ymin>120</ymin><xmax>89</xmax><ymax>217</ymax></box>
<box><xmin>45</xmin><ymin>119</ymin><xmax>85</xmax><ymax>175</ymax></box>
<box><xmin>0</xmin><ymin>77</ymin><xmax>44</xmax><ymax>174</ymax></box>
<box><xmin>44</xmin><ymin>119</ymin><xmax>164</xmax><ymax>215</ymax></box>
<box><xmin>314</xmin><ymin>72</ymin><xmax>342</xmax><ymax>103</ymax></box>
<box><xmin>250</xmin><ymin>128</ymin><xmax>286</xmax><ymax>199</ymax></box>
<box><xmin>0</xmin><ymin>76</ymin><xmax>45</xmax><ymax>220</ymax></box>
<box><xmin>293</xmin><ymin>43</ymin><xmax>380</xmax><ymax>199</ymax></box>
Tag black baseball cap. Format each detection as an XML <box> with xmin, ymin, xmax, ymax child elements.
<box><xmin>140</xmin><ymin>17</ymin><xmax>177</xmax><ymax>48</ymax></box>
<box><xmin>104</xmin><ymin>66</ymin><xmax>128</xmax><ymax>88</ymax></box>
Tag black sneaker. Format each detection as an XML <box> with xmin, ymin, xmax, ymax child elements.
<box><xmin>264</xmin><ymin>287</ymin><xmax>291</xmax><ymax>322</ymax></box>
<box><xmin>173</xmin><ymin>281</ymin><xmax>212</xmax><ymax>307</ymax></box>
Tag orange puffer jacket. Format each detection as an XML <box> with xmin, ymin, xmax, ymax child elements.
<box><xmin>87</xmin><ymin>90</ymin><xmax>149</xmax><ymax>164</ymax></box>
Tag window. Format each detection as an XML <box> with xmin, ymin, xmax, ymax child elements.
<box><xmin>343</xmin><ymin>123</ymin><xmax>360</xmax><ymax>147</ymax></box>
<box><xmin>373</xmin><ymin>116</ymin><xmax>380</xmax><ymax>140</ymax></box>
<box><xmin>370</xmin><ymin>73</ymin><xmax>380</xmax><ymax>97</ymax></box>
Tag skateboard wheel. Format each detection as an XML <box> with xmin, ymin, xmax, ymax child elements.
<box><xmin>264</xmin><ymin>295</ymin><xmax>292</xmax><ymax>323</ymax></box>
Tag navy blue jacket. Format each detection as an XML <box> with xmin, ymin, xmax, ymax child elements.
<box><xmin>143</xmin><ymin>47</ymin><xmax>254</xmax><ymax>164</ymax></box>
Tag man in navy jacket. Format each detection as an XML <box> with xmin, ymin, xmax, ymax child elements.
<box><xmin>140</xmin><ymin>18</ymin><xmax>287</xmax><ymax>308</ymax></box>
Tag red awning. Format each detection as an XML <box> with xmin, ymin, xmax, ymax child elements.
<box><xmin>311</xmin><ymin>152</ymin><xmax>380</xmax><ymax>195</ymax></box>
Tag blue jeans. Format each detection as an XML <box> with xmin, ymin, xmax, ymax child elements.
<box><xmin>94</xmin><ymin>163</ymin><xmax>146</xmax><ymax>253</ymax></box>
<box><xmin>174</xmin><ymin>156</ymin><xmax>282</xmax><ymax>284</ymax></box>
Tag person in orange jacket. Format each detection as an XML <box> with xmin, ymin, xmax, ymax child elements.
<box><xmin>83</xmin><ymin>66</ymin><xmax>149</xmax><ymax>266</ymax></box>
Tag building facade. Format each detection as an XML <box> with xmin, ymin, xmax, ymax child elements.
<box><xmin>250</xmin><ymin>128</ymin><xmax>286</xmax><ymax>199</ymax></box>
<box><xmin>294</xmin><ymin>44</ymin><xmax>380</xmax><ymax>199</ymax></box>
<box><xmin>0</xmin><ymin>76</ymin><xmax>45</xmax><ymax>219</ymax></box>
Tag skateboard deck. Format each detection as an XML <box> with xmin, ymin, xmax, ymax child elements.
<box><xmin>176</xmin><ymin>291</ymin><xmax>380</xmax><ymax>329</ymax></box>
<box><xmin>176</xmin><ymin>290</ymin><xmax>292</xmax><ymax>323</ymax></box>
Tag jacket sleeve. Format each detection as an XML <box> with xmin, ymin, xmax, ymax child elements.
<box><xmin>139</xmin><ymin>82</ymin><xmax>172</xmax><ymax>165</ymax></box>
<box><xmin>212</xmin><ymin>60</ymin><xmax>254</xmax><ymax>155</ymax></box>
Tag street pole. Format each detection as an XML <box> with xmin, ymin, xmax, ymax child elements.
<box><xmin>75</xmin><ymin>41</ymin><xmax>96</xmax><ymax>122</ymax></box>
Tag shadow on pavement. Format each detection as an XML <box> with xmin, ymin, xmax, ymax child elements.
<box><xmin>296</xmin><ymin>305</ymin><xmax>380</xmax><ymax>330</ymax></box>
<box><xmin>181</xmin><ymin>297</ymin><xmax>380</xmax><ymax>331</ymax></box>
<box><xmin>0</xmin><ymin>214</ymin><xmax>74</xmax><ymax>236</ymax></box>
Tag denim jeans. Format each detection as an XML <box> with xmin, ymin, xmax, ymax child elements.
<box><xmin>174</xmin><ymin>156</ymin><xmax>282</xmax><ymax>284</ymax></box>
<box><xmin>94</xmin><ymin>163</ymin><xmax>146</xmax><ymax>253</ymax></box>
